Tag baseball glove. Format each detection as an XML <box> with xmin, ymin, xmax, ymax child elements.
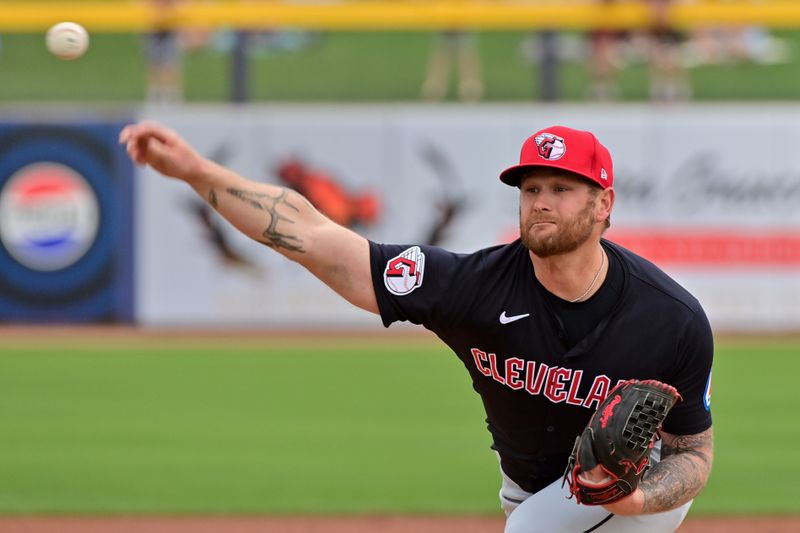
<box><xmin>562</xmin><ymin>379</ymin><xmax>681</xmax><ymax>505</ymax></box>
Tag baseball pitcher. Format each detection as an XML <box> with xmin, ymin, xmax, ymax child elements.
<box><xmin>121</xmin><ymin>122</ymin><xmax>714</xmax><ymax>532</ymax></box>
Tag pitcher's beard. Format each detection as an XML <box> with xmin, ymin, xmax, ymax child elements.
<box><xmin>520</xmin><ymin>202</ymin><xmax>596</xmax><ymax>258</ymax></box>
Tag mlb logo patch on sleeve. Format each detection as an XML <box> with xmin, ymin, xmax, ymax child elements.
<box><xmin>384</xmin><ymin>246</ymin><xmax>425</xmax><ymax>295</ymax></box>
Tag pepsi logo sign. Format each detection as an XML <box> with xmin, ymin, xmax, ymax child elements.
<box><xmin>0</xmin><ymin>162</ymin><xmax>100</xmax><ymax>271</ymax></box>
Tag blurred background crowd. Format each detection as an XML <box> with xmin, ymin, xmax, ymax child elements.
<box><xmin>0</xmin><ymin>0</ymin><xmax>794</xmax><ymax>104</ymax></box>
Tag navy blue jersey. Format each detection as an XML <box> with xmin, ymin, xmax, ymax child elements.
<box><xmin>369</xmin><ymin>238</ymin><xmax>714</xmax><ymax>494</ymax></box>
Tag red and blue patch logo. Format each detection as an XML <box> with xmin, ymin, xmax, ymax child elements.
<box><xmin>0</xmin><ymin>163</ymin><xmax>99</xmax><ymax>271</ymax></box>
<box><xmin>703</xmin><ymin>371</ymin><xmax>712</xmax><ymax>411</ymax></box>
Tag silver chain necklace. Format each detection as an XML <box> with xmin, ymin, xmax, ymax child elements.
<box><xmin>569</xmin><ymin>249</ymin><xmax>606</xmax><ymax>303</ymax></box>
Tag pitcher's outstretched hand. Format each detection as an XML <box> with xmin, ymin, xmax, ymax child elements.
<box><xmin>119</xmin><ymin>121</ymin><xmax>208</xmax><ymax>183</ymax></box>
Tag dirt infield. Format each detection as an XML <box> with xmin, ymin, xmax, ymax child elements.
<box><xmin>3</xmin><ymin>324</ymin><xmax>798</xmax><ymax>346</ymax></box>
<box><xmin>1</xmin><ymin>515</ymin><xmax>799</xmax><ymax>533</ymax></box>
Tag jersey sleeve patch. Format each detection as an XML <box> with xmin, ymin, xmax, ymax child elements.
<box><xmin>703</xmin><ymin>370</ymin><xmax>712</xmax><ymax>412</ymax></box>
<box><xmin>384</xmin><ymin>246</ymin><xmax>426</xmax><ymax>296</ymax></box>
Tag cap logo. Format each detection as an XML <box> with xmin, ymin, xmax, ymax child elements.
<box><xmin>534</xmin><ymin>133</ymin><xmax>566</xmax><ymax>161</ymax></box>
<box><xmin>600</xmin><ymin>168</ymin><xmax>608</xmax><ymax>181</ymax></box>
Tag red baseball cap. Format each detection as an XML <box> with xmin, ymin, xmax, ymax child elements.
<box><xmin>499</xmin><ymin>126</ymin><xmax>614</xmax><ymax>189</ymax></box>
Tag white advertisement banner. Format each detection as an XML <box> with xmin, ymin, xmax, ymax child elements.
<box><xmin>135</xmin><ymin>104</ymin><xmax>800</xmax><ymax>332</ymax></box>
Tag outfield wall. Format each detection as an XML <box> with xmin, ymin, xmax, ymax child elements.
<box><xmin>1</xmin><ymin>104</ymin><xmax>799</xmax><ymax>331</ymax></box>
<box><xmin>134</xmin><ymin>104</ymin><xmax>800</xmax><ymax>332</ymax></box>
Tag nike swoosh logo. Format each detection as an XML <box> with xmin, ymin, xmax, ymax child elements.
<box><xmin>499</xmin><ymin>311</ymin><xmax>530</xmax><ymax>324</ymax></box>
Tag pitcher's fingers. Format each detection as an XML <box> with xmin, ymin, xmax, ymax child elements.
<box><xmin>119</xmin><ymin>121</ymin><xmax>174</xmax><ymax>146</ymax></box>
<box><xmin>124</xmin><ymin>139</ymin><xmax>137</xmax><ymax>160</ymax></box>
<box><xmin>118</xmin><ymin>123</ymin><xmax>139</xmax><ymax>143</ymax></box>
<box><xmin>126</xmin><ymin>139</ymin><xmax>147</xmax><ymax>165</ymax></box>
<box><xmin>133</xmin><ymin>121</ymin><xmax>177</xmax><ymax>145</ymax></box>
<box><xmin>118</xmin><ymin>126</ymin><xmax>130</xmax><ymax>143</ymax></box>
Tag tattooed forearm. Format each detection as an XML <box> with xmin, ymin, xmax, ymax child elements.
<box><xmin>226</xmin><ymin>188</ymin><xmax>269</xmax><ymax>211</ymax></box>
<box><xmin>640</xmin><ymin>428</ymin><xmax>713</xmax><ymax>513</ymax></box>
<box><xmin>226</xmin><ymin>187</ymin><xmax>305</xmax><ymax>253</ymax></box>
<box><xmin>208</xmin><ymin>188</ymin><xmax>218</xmax><ymax>209</ymax></box>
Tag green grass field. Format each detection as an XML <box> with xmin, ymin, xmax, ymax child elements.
<box><xmin>1</xmin><ymin>30</ymin><xmax>800</xmax><ymax>102</ymax></box>
<box><xmin>0</xmin><ymin>333</ymin><xmax>797</xmax><ymax>516</ymax></box>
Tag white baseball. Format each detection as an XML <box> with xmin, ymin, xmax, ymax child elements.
<box><xmin>46</xmin><ymin>22</ymin><xmax>90</xmax><ymax>60</ymax></box>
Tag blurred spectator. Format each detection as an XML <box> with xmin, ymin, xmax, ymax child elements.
<box><xmin>144</xmin><ymin>0</ymin><xmax>184</xmax><ymax>103</ymax></box>
<box><xmin>586</xmin><ymin>0</ymin><xmax>691</xmax><ymax>102</ymax></box>
<box><xmin>689</xmin><ymin>26</ymin><xmax>752</xmax><ymax>65</ymax></box>
<box><xmin>421</xmin><ymin>31</ymin><xmax>484</xmax><ymax>102</ymax></box>
<box><xmin>644</xmin><ymin>0</ymin><xmax>691</xmax><ymax>102</ymax></box>
<box><xmin>587</xmin><ymin>0</ymin><xmax>628</xmax><ymax>100</ymax></box>
<box><xmin>683</xmin><ymin>0</ymin><xmax>789</xmax><ymax>67</ymax></box>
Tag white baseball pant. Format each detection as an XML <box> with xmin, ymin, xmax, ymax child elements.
<box><xmin>498</xmin><ymin>445</ymin><xmax>692</xmax><ymax>532</ymax></box>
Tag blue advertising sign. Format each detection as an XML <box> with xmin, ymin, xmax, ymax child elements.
<box><xmin>0</xmin><ymin>122</ymin><xmax>134</xmax><ymax>323</ymax></box>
